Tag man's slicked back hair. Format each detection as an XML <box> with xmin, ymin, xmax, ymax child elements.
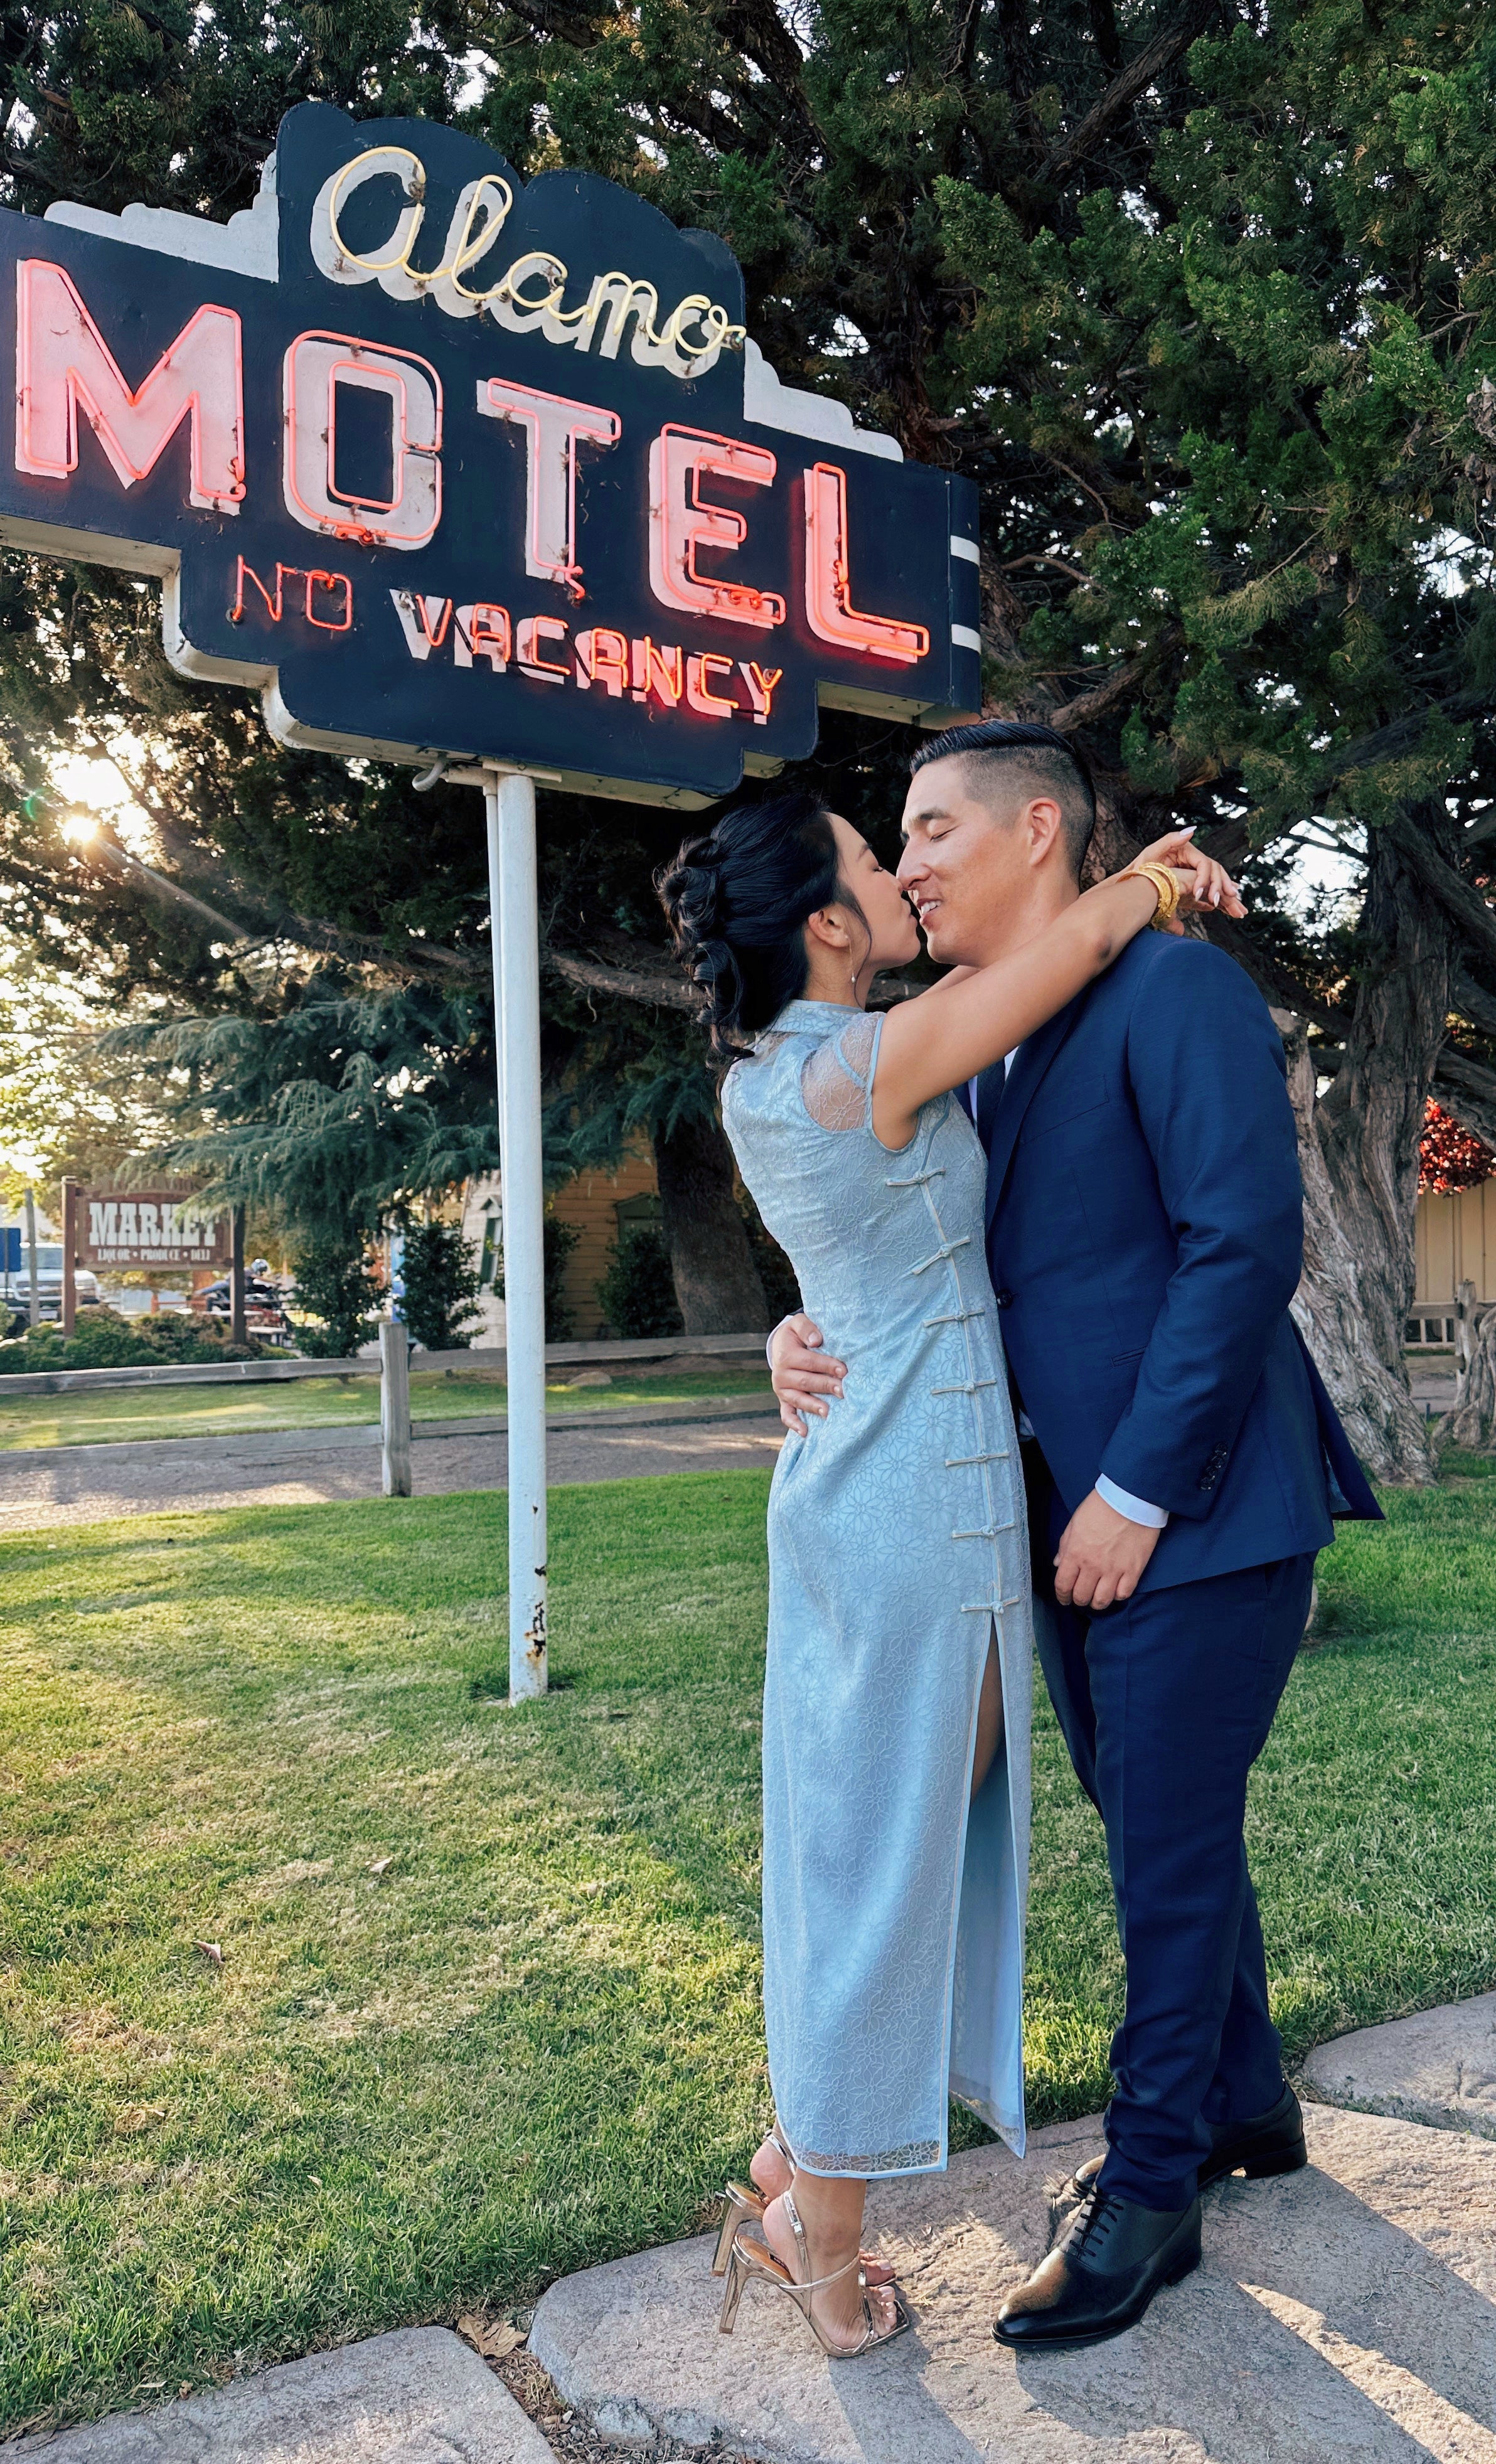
<box><xmin>910</xmin><ymin>719</ymin><xmax>1098</xmax><ymax>880</ymax></box>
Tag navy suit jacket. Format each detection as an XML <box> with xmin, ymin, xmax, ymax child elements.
<box><xmin>971</xmin><ymin>931</ymin><xmax>1381</xmax><ymax>1594</ymax></box>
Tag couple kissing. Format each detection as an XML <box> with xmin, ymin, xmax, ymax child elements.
<box><xmin>658</xmin><ymin>718</ymin><xmax>1379</xmax><ymax>2360</ymax></box>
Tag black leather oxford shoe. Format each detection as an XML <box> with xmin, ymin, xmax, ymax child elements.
<box><xmin>1067</xmin><ymin>2081</ymin><xmax>1308</xmax><ymax>2204</ymax></box>
<box><xmin>993</xmin><ymin>2189</ymin><xmax>1201</xmax><ymax>2354</ymax></box>
<box><xmin>1197</xmin><ymin>2082</ymin><xmax>1307</xmax><ymax>2189</ymax></box>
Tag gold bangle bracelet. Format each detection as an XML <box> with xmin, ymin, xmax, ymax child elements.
<box><xmin>1128</xmin><ymin>861</ymin><xmax>1182</xmax><ymax>929</ymax></box>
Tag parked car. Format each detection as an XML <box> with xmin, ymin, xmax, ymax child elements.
<box><xmin>190</xmin><ymin>1272</ymin><xmax>294</xmax><ymax>1343</ymax></box>
<box><xmin>2</xmin><ymin>1245</ymin><xmax>101</xmax><ymax>1331</ymax></box>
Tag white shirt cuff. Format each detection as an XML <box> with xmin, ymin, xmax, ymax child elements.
<box><xmin>1096</xmin><ymin>1475</ymin><xmax>1170</xmax><ymax>1530</ymax></box>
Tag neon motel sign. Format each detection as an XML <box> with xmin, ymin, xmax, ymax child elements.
<box><xmin>0</xmin><ymin>104</ymin><xmax>981</xmax><ymax>808</ymax></box>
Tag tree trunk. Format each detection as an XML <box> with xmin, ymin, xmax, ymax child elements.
<box><xmin>1280</xmin><ymin>1018</ymin><xmax>1436</xmax><ymax>1485</ymax></box>
<box><xmin>1317</xmin><ymin>807</ymin><xmax>1457</xmax><ymax>1383</ymax></box>
<box><xmin>651</xmin><ymin>1109</ymin><xmax>770</xmax><ymax>1334</ymax></box>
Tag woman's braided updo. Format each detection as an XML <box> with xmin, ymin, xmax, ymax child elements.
<box><xmin>656</xmin><ymin>790</ymin><xmax>850</xmax><ymax>1061</ymax></box>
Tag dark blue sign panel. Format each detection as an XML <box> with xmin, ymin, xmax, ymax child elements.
<box><xmin>0</xmin><ymin>105</ymin><xmax>981</xmax><ymax>809</ymax></box>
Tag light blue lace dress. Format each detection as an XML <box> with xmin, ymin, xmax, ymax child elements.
<box><xmin>722</xmin><ymin>998</ymin><xmax>1032</xmax><ymax>2176</ymax></box>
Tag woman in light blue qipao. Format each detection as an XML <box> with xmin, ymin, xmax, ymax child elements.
<box><xmin>657</xmin><ymin>792</ymin><xmax>1227</xmax><ymax>2359</ymax></box>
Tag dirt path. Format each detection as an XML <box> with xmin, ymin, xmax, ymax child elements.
<box><xmin>0</xmin><ymin>1407</ymin><xmax>786</xmax><ymax>1529</ymax></box>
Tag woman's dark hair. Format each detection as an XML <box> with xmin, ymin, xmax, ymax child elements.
<box><xmin>656</xmin><ymin>789</ymin><xmax>861</xmax><ymax>1060</ymax></box>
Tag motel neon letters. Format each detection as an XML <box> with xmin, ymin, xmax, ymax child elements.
<box><xmin>0</xmin><ymin>103</ymin><xmax>980</xmax><ymax>804</ymax></box>
<box><xmin>14</xmin><ymin>261</ymin><xmax>911</xmax><ymax>646</ymax></box>
<box><xmin>15</xmin><ymin>259</ymin><xmax>245</xmax><ymax>512</ymax></box>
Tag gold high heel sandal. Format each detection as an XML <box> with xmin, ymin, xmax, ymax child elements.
<box><xmin>711</xmin><ymin>2124</ymin><xmax>796</xmax><ymax>2275</ymax></box>
<box><xmin>717</xmin><ymin>2188</ymin><xmax>910</xmax><ymax>2357</ymax></box>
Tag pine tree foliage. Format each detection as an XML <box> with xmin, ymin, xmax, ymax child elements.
<box><xmin>4</xmin><ymin>1</ymin><xmax>1496</xmax><ymax>1437</ymax></box>
<box><xmin>398</xmin><ymin>1220</ymin><xmax>485</xmax><ymax>1352</ymax></box>
<box><xmin>289</xmin><ymin>1227</ymin><xmax>383</xmax><ymax>1358</ymax></box>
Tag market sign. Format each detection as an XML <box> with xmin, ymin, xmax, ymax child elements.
<box><xmin>76</xmin><ymin>1189</ymin><xmax>230</xmax><ymax>1270</ymax></box>
<box><xmin>0</xmin><ymin>104</ymin><xmax>982</xmax><ymax>808</ymax></box>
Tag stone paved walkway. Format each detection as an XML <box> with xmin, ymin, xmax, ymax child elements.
<box><xmin>9</xmin><ymin>2009</ymin><xmax>1496</xmax><ymax>2461</ymax></box>
<box><xmin>530</xmin><ymin>2105</ymin><xmax>1496</xmax><ymax>2463</ymax></box>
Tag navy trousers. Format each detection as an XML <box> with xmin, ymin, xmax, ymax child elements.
<box><xmin>1026</xmin><ymin>1447</ymin><xmax>1314</xmax><ymax>2210</ymax></box>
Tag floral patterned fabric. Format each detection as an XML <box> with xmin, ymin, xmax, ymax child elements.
<box><xmin>723</xmin><ymin>998</ymin><xmax>1034</xmax><ymax>2175</ymax></box>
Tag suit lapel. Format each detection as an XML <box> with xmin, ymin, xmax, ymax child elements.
<box><xmin>975</xmin><ymin>1062</ymin><xmax>1005</xmax><ymax>1148</ymax></box>
<box><xmin>984</xmin><ymin>993</ymin><xmax>1087</xmax><ymax>1232</ymax></box>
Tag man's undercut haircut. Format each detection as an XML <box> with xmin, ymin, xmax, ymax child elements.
<box><xmin>911</xmin><ymin>718</ymin><xmax>1098</xmax><ymax>880</ymax></box>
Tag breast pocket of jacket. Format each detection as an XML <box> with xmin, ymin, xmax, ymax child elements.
<box><xmin>1018</xmin><ymin>1083</ymin><xmax>1110</xmax><ymax>1146</ymax></box>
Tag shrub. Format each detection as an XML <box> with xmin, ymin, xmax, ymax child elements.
<box><xmin>492</xmin><ymin>1212</ymin><xmax>580</xmax><ymax>1341</ymax></box>
<box><xmin>596</xmin><ymin>1223</ymin><xmax>682</xmax><ymax>1339</ymax></box>
<box><xmin>0</xmin><ymin>1323</ymin><xmax>65</xmax><ymax>1375</ymax></box>
<box><xmin>400</xmin><ymin>1220</ymin><xmax>484</xmax><ymax>1351</ymax></box>
<box><xmin>542</xmin><ymin>1215</ymin><xmax>580</xmax><ymax>1341</ymax></box>
<box><xmin>62</xmin><ymin>1308</ymin><xmax>149</xmax><ymax>1368</ymax></box>
<box><xmin>129</xmin><ymin>1309</ymin><xmax>263</xmax><ymax>1364</ymax></box>
<box><xmin>291</xmin><ymin>1232</ymin><xmax>383</xmax><ymax>1360</ymax></box>
<box><xmin>0</xmin><ymin>1305</ymin><xmax>265</xmax><ymax>1375</ymax></box>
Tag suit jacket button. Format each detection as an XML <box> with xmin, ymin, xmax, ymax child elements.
<box><xmin>993</xmin><ymin>1289</ymin><xmax>1013</xmax><ymax>1308</ymax></box>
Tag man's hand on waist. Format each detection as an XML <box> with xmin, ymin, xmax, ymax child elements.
<box><xmin>1054</xmin><ymin>1488</ymin><xmax>1162</xmax><ymax>1613</ymax></box>
<box><xmin>767</xmin><ymin>1313</ymin><xmax>845</xmax><ymax>1437</ymax></box>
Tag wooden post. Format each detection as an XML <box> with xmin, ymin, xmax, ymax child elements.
<box><xmin>23</xmin><ymin>1186</ymin><xmax>39</xmax><ymax>1328</ymax></box>
<box><xmin>61</xmin><ymin>1180</ymin><xmax>77</xmax><ymax>1337</ymax></box>
<box><xmin>230</xmin><ymin>1205</ymin><xmax>247</xmax><ymax>1345</ymax></box>
<box><xmin>1456</xmin><ymin>1277</ymin><xmax>1477</xmax><ymax>1377</ymax></box>
<box><xmin>380</xmin><ymin>1317</ymin><xmax>412</xmax><ymax>1496</ymax></box>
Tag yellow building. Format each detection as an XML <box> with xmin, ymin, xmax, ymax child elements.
<box><xmin>460</xmin><ymin>1144</ymin><xmax>661</xmax><ymax>1340</ymax></box>
<box><xmin>1411</xmin><ymin>1183</ymin><xmax>1496</xmax><ymax>1348</ymax></box>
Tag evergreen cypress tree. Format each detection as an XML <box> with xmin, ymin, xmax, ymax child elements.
<box><xmin>4</xmin><ymin>0</ymin><xmax>1496</xmax><ymax>1465</ymax></box>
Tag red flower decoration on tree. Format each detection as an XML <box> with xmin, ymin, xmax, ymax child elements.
<box><xmin>1420</xmin><ymin>1102</ymin><xmax>1496</xmax><ymax>1195</ymax></box>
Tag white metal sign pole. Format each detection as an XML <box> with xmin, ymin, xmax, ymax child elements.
<box><xmin>422</xmin><ymin>754</ymin><xmax>550</xmax><ymax>1700</ymax></box>
<box><xmin>489</xmin><ymin>766</ymin><xmax>548</xmax><ymax>1700</ymax></box>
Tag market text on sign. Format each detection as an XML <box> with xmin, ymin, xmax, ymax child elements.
<box><xmin>77</xmin><ymin>1192</ymin><xmax>230</xmax><ymax>1269</ymax></box>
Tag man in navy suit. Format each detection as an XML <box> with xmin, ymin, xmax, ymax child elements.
<box><xmin>768</xmin><ymin>719</ymin><xmax>1380</xmax><ymax>2352</ymax></box>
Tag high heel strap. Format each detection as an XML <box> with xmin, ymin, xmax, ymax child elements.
<box><xmin>781</xmin><ymin>2185</ymin><xmax>810</xmax><ymax>2277</ymax></box>
<box><xmin>719</xmin><ymin>2232</ymin><xmax>911</xmax><ymax>2357</ymax></box>
<box><xmin>788</xmin><ymin>2251</ymin><xmax>863</xmax><ymax>2294</ymax></box>
<box><xmin>779</xmin><ymin>2188</ymin><xmax>862</xmax><ymax>2291</ymax></box>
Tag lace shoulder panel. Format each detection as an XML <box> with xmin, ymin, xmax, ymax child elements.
<box><xmin>801</xmin><ymin>1011</ymin><xmax>882</xmax><ymax>1131</ymax></box>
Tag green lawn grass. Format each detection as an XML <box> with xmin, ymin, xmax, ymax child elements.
<box><xmin>0</xmin><ymin>1466</ymin><xmax>1492</xmax><ymax>2429</ymax></box>
<box><xmin>0</xmin><ymin>1365</ymin><xmax>772</xmax><ymax>1451</ymax></box>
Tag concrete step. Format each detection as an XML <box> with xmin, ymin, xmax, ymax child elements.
<box><xmin>8</xmin><ymin>2327</ymin><xmax>547</xmax><ymax>2462</ymax></box>
<box><xmin>530</xmin><ymin>2106</ymin><xmax>1496</xmax><ymax>2462</ymax></box>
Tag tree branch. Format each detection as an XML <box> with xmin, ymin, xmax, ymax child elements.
<box><xmin>1386</xmin><ymin>813</ymin><xmax>1496</xmax><ymax>974</ymax></box>
<box><xmin>1323</xmin><ymin>687</ymin><xmax>1495</xmax><ymax>786</ymax></box>
<box><xmin>1434</xmin><ymin>1048</ymin><xmax>1496</xmax><ymax>1153</ymax></box>
<box><xmin>720</xmin><ymin>0</ymin><xmax>818</xmax><ymax>129</ymax></box>
<box><xmin>547</xmin><ymin>946</ymin><xmax>698</xmax><ymax>1011</ymax></box>
<box><xmin>1050</xmin><ymin>641</ymin><xmax>1171</xmax><ymax>732</ymax></box>
<box><xmin>1037</xmin><ymin>0</ymin><xmax>1221</xmax><ymax>184</ymax></box>
<box><xmin>1199</xmin><ymin>912</ymin><xmax>1350</xmax><ymax>1035</ymax></box>
<box><xmin>1453</xmin><ymin>967</ymin><xmax>1496</xmax><ymax>1042</ymax></box>
<box><xmin>488</xmin><ymin>0</ymin><xmax>600</xmax><ymax>46</ymax></box>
